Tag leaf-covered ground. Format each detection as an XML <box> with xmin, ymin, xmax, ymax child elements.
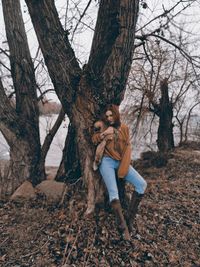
<box><xmin>0</xmin><ymin>143</ymin><xmax>200</xmax><ymax>267</ymax></box>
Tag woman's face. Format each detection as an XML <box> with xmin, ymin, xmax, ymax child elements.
<box><xmin>105</xmin><ymin>110</ymin><xmax>115</xmax><ymax>125</ymax></box>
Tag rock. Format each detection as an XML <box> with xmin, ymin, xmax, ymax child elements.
<box><xmin>168</xmin><ymin>158</ymin><xmax>176</xmax><ymax>164</ymax></box>
<box><xmin>10</xmin><ymin>181</ymin><xmax>36</xmax><ymax>201</ymax></box>
<box><xmin>35</xmin><ymin>180</ymin><xmax>67</xmax><ymax>203</ymax></box>
<box><xmin>193</xmin><ymin>158</ymin><xmax>200</xmax><ymax>165</ymax></box>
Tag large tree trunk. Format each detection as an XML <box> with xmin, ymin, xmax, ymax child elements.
<box><xmin>1</xmin><ymin>0</ymin><xmax>45</xmax><ymax>189</ymax></box>
<box><xmin>0</xmin><ymin>121</ymin><xmax>45</xmax><ymax>196</ymax></box>
<box><xmin>25</xmin><ymin>0</ymin><xmax>139</xmax><ymax>214</ymax></box>
<box><xmin>71</xmin><ymin>92</ymin><xmax>107</xmax><ymax>214</ymax></box>
<box><xmin>0</xmin><ymin>104</ymin><xmax>47</xmax><ymax>193</ymax></box>
<box><xmin>157</xmin><ymin>79</ymin><xmax>175</xmax><ymax>152</ymax></box>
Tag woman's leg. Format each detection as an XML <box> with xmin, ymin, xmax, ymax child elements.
<box><xmin>99</xmin><ymin>157</ymin><xmax>130</xmax><ymax>240</ymax></box>
<box><xmin>125</xmin><ymin>166</ymin><xmax>147</xmax><ymax>194</ymax></box>
<box><xmin>99</xmin><ymin>157</ymin><xmax>119</xmax><ymax>202</ymax></box>
<box><xmin>124</xmin><ymin>166</ymin><xmax>147</xmax><ymax>233</ymax></box>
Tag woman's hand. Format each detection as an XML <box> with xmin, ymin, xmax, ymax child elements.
<box><xmin>100</xmin><ymin>126</ymin><xmax>114</xmax><ymax>139</ymax></box>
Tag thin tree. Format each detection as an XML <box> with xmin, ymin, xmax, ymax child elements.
<box><xmin>124</xmin><ymin>30</ymin><xmax>200</xmax><ymax>152</ymax></box>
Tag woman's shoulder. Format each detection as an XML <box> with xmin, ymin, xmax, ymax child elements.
<box><xmin>120</xmin><ymin>123</ymin><xmax>129</xmax><ymax>130</ymax></box>
<box><xmin>119</xmin><ymin>123</ymin><xmax>129</xmax><ymax>136</ymax></box>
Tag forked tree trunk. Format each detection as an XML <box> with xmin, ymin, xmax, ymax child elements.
<box><xmin>25</xmin><ymin>0</ymin><xmax>139</xmax><ymax>214</ymax></box>
<box><xmin>157</xmin><ymin>79</ymin><xmax>175</xmax><ymax>152</ymax></box>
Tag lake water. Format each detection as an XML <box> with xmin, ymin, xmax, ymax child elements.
<box><xmin>0</xmin><ymin>115</ymin><xmax>69</xmax><ymax>167</ymax></box>
<box><xmin>0</xmin><ymin>114</ymin><xmax>199</xmax><ymax>166</ymax></box>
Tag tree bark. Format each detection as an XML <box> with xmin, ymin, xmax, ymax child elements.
<box><xmin>71</xmin><ymin>91</ymin><xmax>107</xmax><ymax>214</ymax></box>
<box><xmin>157</xmin><ymin>79</ymin><xmax>175</xmax><ymax>152</ymax></box>
<box><xmin>25</xmin><ymin>0</ymin><xmax>81</xmax><ymax>114</ymax></box>
<box><xmin>1</xmin><ymin>0</ymin><xmax>45</xmax><ymax>189</ymax></box>
<box><xmin>0</xmin><ymin>124</ymin><xmax>44</xmax><ymax>193</ymax></box>
<box><xmin>25</xmin><ymin>0</ymin><xmax>139</xmax><ymax>213</ymax></box>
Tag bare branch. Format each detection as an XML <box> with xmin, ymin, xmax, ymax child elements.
<box><xmin>0</xmin><ymin>60</ymin><xmax>10</xmax><ymax>72</ymax></box>
<box><xmin>64</xmin><ymin>0</ymin><xmax>70</xmax><ymax>30</ymax></box>
<box><xmin>151</xmin><ymin>34</ymin><xmax>198</xmax><ymax>64</ymax></box>
<box><xmin>71</xmin><ymin>0</ymin><xmax>93</xmax><ymax>42</ymax></box>
<box><xmin>0</xmin><ymin>48</ymin><xmax>10</xmax><ymax>58</ymax></box>
<box><xmin>0</xmin><ymin>77</ymin><xmax>20</xmax><ymax>135</ymax></box>
<box><xmin>25</xmin><ymin>0</ymin><xmax>82</xmax><ymax>114</ymax></box>
<box><xmin>137</xmin><ymin>0</ymin><xmax>197</xmax><ymax>33</ymax></box>
<box><xmin>41</xmin><ymin>108</ymin><xmax>65</xmax><ymax>163</ymax></box>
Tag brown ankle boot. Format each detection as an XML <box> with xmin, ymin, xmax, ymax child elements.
<box><xmin>127</xmin><ymin>191</ymin><xmax>144</xmax><ymax>232</ymax></box>
<box><xmin>111</xmin><ymin>199</ymin><xmax>130</xmax><ymax>241</ymax></box>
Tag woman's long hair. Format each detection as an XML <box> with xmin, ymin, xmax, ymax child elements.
<box><xmin>103</xmin><ymin>104</ymin><xmax>121</xmax><ymax>128</ymax></box>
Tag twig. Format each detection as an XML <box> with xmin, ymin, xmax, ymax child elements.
<box><xmin>71</xmin><ymin>0</ymin><xmax>93</xmax><ymax>42</ymax></box>
<box><xmin>61</xmin><ymin>221</ymin><xmax>74</xmax><ymax>265</ymax></box>
<box><xmin>83</xmin><ymin>227</ymin><xmax>97</xmax><ymax>267</ymax></box>
<box><xmin>59</xmin><ymin>184</ymin><xmax>68</xmax><ymax>206</ymax></box>
<box><xmin>69</xmin><ymin>177</ymin><xmax>82</xmax><ymax>186</ymax></box>
<box><xmin>0</xmin><ymin>237</ymin><xmax>9</xmax><ymax>247</ymax></box>
<box><xmin>63</xmin><ymin>225</ymin><xmax>81</xmax><ymax>265</ymax></box>
<box><xmin>20</xmin><ymin>239</ymin><xmax>49</xmax><ymax>258</ymax></box>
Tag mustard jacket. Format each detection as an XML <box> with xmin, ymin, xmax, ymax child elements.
<box><xmin>92</xmin><ymin>123</ymin><xmax>131</xmax><ymax>178</ymax></box>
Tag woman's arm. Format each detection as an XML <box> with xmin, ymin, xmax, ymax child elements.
<box><xmin>117</xmin><ymin>144</ymin><xmax>131</xmax><ymax>178</ymax></box>
<box><xmin>92</xmin><ymin>132</ymin><xmax>102</xmax><ymax>145</ymax></box>
<box><xmin>92</xmin><ymin>128</ymin><xmax>114</xmax><ymax>145</ymax></box>
<box><xmin>100</xmin><ymin>126</ymin><xmax>114</xmax><ymax>139</ymax></box>
<box><xmin>92</xmin><ymin>121</ymin><xmax>111</xmax><ymax>145</ymax></box>
<box><xmin>117</xmin><ymin>125</ymin><xmax>131</xmax><ymax>178</ymax></box>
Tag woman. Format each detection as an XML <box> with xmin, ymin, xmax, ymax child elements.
<box><xmin>92</xmin><ymin>104</ymin><xmax>147</xmax><ymax>240</ymax></box>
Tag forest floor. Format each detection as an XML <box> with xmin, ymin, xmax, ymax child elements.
<box><xmin>0</xmin><ymin>142</ymin><xmax>200</xmax><ymax>267</ymax></box>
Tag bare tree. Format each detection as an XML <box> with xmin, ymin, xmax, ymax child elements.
<box><xmin>23</xmin><ymin>0</ymin><xmax>139</xmax><ymax>214</ymax></box>
<box><xmin>0</xmin><ymin>0</ymin><xmax>46</xmax><ymax>193</ymax></box>
<box><xmin>0</xmin><ymin>0</ymin><xmax>66</xmax><ymax>196</ymax></box>
<box><xmin>123</xmin><ymin>29</ymin><xmax>200</xmax><ymax>152</ymax></box>
<box><xmin>149</xmin><ymin>79</ymin><xmax>175</xmax><ymax>152</ymax></box>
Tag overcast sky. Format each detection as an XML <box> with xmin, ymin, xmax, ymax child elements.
<box><xmin>0</xmin><ymin>0</ymin><xmax>200</xmax><ymax>102</ymax></box>
<box><xmin>1</xmin><ymin>0</ymin><xmax>200</xmax><ymax>62</ymax></box>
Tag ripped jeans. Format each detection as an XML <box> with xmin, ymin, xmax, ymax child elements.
<box><xmin>99</xmin><ymin>156</ymin><xmax>147</xmax><ymax>202</ymax></box>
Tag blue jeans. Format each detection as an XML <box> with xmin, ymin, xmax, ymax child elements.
<box><xmin>99</xmin><ymin>156</ymin><xmax>147</xmax><ymax>202</ymax></box>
